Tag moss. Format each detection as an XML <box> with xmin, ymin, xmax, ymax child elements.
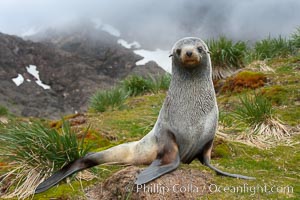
<box><xmin>81</xmin><ymin>129</ymin><xmax>112</xmax><ymax>148</ymax></box>
<box><xmin>207</xmin><ymin>137</ymin><xmax>300</xmax><ymax>200</ymax></box>
<box><xmin>221</xmin><ymin>71</ymin><xmax>267</xmax><ymax>93</ymax></box>
<box><xmin>33</xmin><ymin>179</ymin><xmax>92</xmax><ymax>199</ymax></box>
<box><xmin>289</xmin><ymin>55</ymin><xmax>300</xmax><ymax>63</ymax></box>
<box><xmin>212</xmin><ymin>138</ymin><xmax>231</xmax><ymax>159</ymax></box>
<box><xmin>49</xmin><ymin>113</ymin><xmax>83</xmax><ymax>129</ymax></box>
<box><xmin>31</xmin><ymin>165</ymin><xmax>124</xmax><ymax>200</ymax></box>
<box><xmin>275</xmin><ymin>65</ymin><xmax>294</xmax><ymax>73</ymax></box>
<box><xmin>277</xmin><ymin>107</ymin><xmax>300</xmax><ymax>126</ymax></box>
<box><xmin>87</xmin><ymin>93</ymin><xmax>165</xmax><ymax>141</ymax></box>
<box><xmin>260</xmin><ymin>85</ymin><xmax>289</xmax><ymax>105</ymax></box>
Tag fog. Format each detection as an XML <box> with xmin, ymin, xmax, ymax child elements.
<box><xmin>0</xmin><ymin>0</ymin><xmax>299</xmax><ymax>49</ymax></box>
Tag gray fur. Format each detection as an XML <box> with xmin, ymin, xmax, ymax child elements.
<box><xmin>163</xmin><ymin>37</ymin><xmax>217</xmax><ymax>163</ymax></box>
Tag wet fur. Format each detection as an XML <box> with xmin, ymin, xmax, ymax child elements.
<box><xmin>35</xmin><ymin>37</ymin><xmax>254</xmax><ymax>194</ymax></box>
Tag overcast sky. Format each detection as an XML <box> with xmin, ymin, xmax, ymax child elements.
<box><xmin>0</xmin><ymin>0</ymin><xmax>299</xmax><ymax>49</ymax></box>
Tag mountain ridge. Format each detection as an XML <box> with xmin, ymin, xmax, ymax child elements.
<box><xmin>0</xmin><ymin>29</ymin><xmax>165</xmax><ymax>118</ymax></box>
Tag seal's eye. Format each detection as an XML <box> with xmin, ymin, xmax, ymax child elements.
<box><xmin>197</xmin><ymin>47</ymin><xmax>203</xmax><ymax>53</ymax></box>
<box><xmin>176</xmin><ymin>49</ymin><xmax>181</xmax><ymax>55</ymax></box>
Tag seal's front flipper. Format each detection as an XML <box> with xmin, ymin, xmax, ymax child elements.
<box><xmin>135</xmin><ymin>130</ymin><xmax>180</xmax><ymax>185</ymax></box>
<box><xmin>35</xmin><ymin>156</ymin><xmax>98</xmax><ymax>193</ymax></box>
<box><xmin>135</xmin><ymin>152</ymin><xmax>180</xmax><ymax>185</ymax></box>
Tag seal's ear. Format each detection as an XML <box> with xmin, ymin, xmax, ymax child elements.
<box><xmin>169</xmin><ymin>54</ymin><xmax>173</xmax><ymax>57</ymax></box>
<box><xmin>206</xmin><ymin>50</ymin><xmax>211</xmax><ymax>54</ymax></box>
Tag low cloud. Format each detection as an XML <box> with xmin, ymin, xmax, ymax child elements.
<box><xmin>0</xmin><ymin>0</ymin><xmax>299</xmax><ymax>49</ymax></box>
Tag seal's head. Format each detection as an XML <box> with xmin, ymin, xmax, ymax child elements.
<box><xmin>170</xmin><ymin>37</ymin><xmax>210</xmax><ymax>69</ymax></box>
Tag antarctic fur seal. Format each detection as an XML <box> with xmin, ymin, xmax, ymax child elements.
<box><xmin>35</xmin><ymin>37</ymin><xmax>254</xmax><ymax>194</ymax></box>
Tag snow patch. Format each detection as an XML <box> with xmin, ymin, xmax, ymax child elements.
<box><xmin>101</xmin><ymin>24</ymin><xmax>121</xmax><ymax>37</ymax></box>
<box><xmin>12</xmin><ymin>65</ymin><xmax>50</xmax><ymax>89</ymax></box>
<box><xmin>117</xmin><ymin>39</ymin><xmax>141</xmax><ymax>49</ymax></box>
<box><xmin>91</xmin><ymin>21</ymin><xmax>171</xmax><ymax>73</ymax></box>
<box><xmin>12</xmin><ymin>74</ymin><xmax>24</xmax><ymax>86</ymax></box>
<box><xmin>26</xmin><ymin>65</ymin><xmax>51</xmax><ymax>89</ymax></box>
<box><xmin>92</xmin><ymin>18</ymin><xmax>121</xmax><ymax>37</ymax></box>
<box><xmin>21</xmin><ymin>27</ymin><xmax>39</xmax><ymax>37</ymax></box>
<box><xmin>134</xmin><ymin>49</ymin><xmax>172</xmax><ymax>73</ymax></box>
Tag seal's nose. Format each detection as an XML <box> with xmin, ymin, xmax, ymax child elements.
<box><xmin>186</xmin><ymin>51</ymin><xmax>193</xmax><ymax>57</ymax></box>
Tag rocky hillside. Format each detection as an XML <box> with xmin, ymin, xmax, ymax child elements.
<box><xmin>0</xmin><ymin>28</ymin><xmax>164</xmax><ymax>118</ymax></box>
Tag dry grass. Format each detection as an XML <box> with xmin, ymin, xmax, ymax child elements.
<box><xmin>0</xmin><ymin>120</ymin><xmax>92</xmax><ymax>199</ymax></box>
<box><xmin>218</xmin><ymin>117</ymin><xmax>294</xmax><ymax>149</ymax></box>
<box><xmin>247</xmin><ymin>60</ymin><xmax>275</xmax><ymax>72</ymax></box>
<box><xmin>1</xmin><ymin>165</ymin><xmax>51</xmax><ymax>199</ymax></box>
<box><xmin>218</xmin><ymin>94</ymin><xmax>294</xmax><ymax>148</ymax></box>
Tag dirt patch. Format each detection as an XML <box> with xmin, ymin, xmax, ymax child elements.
<box><xmin>86</xmin><ymin>166</ymin><xmax>212</xmax><ymax>200</ymax></box>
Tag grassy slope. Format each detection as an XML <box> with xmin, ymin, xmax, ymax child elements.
<box><xmin>2</xmin><ymin>55</ymin><xmax>300</xmax><ymax>200</ymax></box>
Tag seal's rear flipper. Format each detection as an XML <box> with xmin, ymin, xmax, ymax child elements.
<box><xmin>35</xmin><ymin>156</ymin><xmax>98</xmax><ymax>193</ymax></box>
<box><xmin>135</xmin><ymin>130</ymin><xmax>180</xmax><ymax>185</ymax></box>
<box><xmin>199</xmin><ymin>140</ymin><xmax>255</xmax><ymax>180</ymax></box>
<box><xmin>202</xmin><ymin>157</ymin><xmax>255</xmax><ymax>180</ymax></box>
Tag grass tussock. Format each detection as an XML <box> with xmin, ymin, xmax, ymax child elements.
<box><xmin>121</xmin><ymin>75</ymin><xmax>153</xmax><ymax>97</ymax></box>
<box><xmin>253</xmin><ymin>36</ymin><xmax>294</xmax><ymax>60</ymax></box>
<box><xmin>147</xmin><ymin>74</ymin><xmax>172</xmax><ymax>93</ymax></box>
<box><xmin>208</xmin><ymin>27</ymin><xmax>300</xmax><ymax>80</ymax></box>
<box><xmin>290</xmin><ymin>26</ymin><xmax>300</xmax><ymax>49</ymax></box>
<box><xmin>0</xmin><ymin>120</ymin><xmax>92</xmax><ymax>199</ymax></box>
<box><xmin>121</xmin><ymin>74</ymin><xmax>171</xmax><ymax>96</ymax></box>
<box><xmin>231</xmin><ymin>94</ymin><xmax>290</xmax><ymax>147</ymax></box>
<box><xmin>0</xmin><ymin>105</ymin><xmax>8</xmax><ymax>116</ymax></box>
<box><xmin>89</xmin><ymin>87</ymin><xmax>127</xmax><ymax>112</ymax></box>
<box><xmin>89</xmin><ymin>74</ymin><xmax>171</xmax><ymax>113</ymax></box>
<box><xmin>208</xmin><ymin>36</ymin><xmax>247</xmax><ymax>80</ymax></box>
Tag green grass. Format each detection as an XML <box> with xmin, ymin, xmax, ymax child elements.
<box><xmin>207</xmin><ymin>138</ymin><xmax>300</xmax><ymax>199</ymax></box>
<box><xmin>290</xmin><ymin>26</ymin><xmax>300</xmax><ymax>49</ymax></box>
<box><xmin>232</xmin><ymin>94</ymin><xmax>273</xmax><ymax>127</ymax></box>
<box><xmin>219</xmin><ymin>110</ymin><xmax>234</xmax><ymax>127</ymax></box>
<box><xmin>147</xmin><ymin>73</ymin><xmax>171</xmax><ymax>94</ymax></box>
<box><xmin>260</xmin><ymin>85</ymin><xmax>289</xmax><ymax>105</ymax></box>
<box><xmin>277</xmin><ymin>107</ymin><xmax>300</xmax><ymax>126</ymax></box>
<box><xmin>0</xmin><ymin>105</ymin><xmax>8</xmax><ymax>116</ymax></box>
<box><xmin>0</xmin><ymin>120</ymin><xmax>92</xmax><ymax>199</ymax></box>
<box><xmin>207</xmin><ymin>36</ymin><xmax>247</xmax><ymax>79</ymax></box>
<box><xmin>121</xmin><ymin>75</ymin><xmax>153</xmax><ymax>96</ymax></box>
<box><xmin>221</xmin><ymin>91</ymin><xmax>291</xmax><ymax>145</ymax></box>
<box><xmin>275</xmin><ymin>65</ymin><xmax>294</xmax><ymax>73</ymax></box>
<box><xmin>121</xmin><ymin>74</ymin><xmax>171</xmax><ymax>96</ymax></box>
<box><xmin>89</xmin><ymin>87</ymin><xmax>127</xmax><ymax>112</ymax></box>
<box><xmin>253</xmin><ymin>36</ymin><xmax>294</xmax><ymax>60</ymax></box>
<box><xmin>89</xmin><ymin>74</ymin><xmax>170</xmax><ymax>113</ymax></box>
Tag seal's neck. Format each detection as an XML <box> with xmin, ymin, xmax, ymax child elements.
<box><xmin>170</xmin><ymin>55</ymin><xmax>213</xmax><ymax>90</ymax></box>
<box><xmin>163</xmin><ymin>55</ymin><xmax>216</xmax><ymax>125</ymax></box>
